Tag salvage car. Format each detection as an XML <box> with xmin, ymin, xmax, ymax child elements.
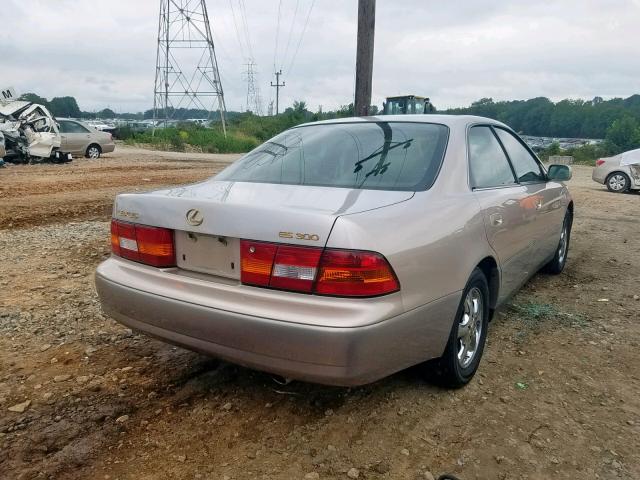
<box><xmin>0</xmin><ymin>100</ymin><xmax>72</xmax><ymax>163</ymax></box>
<box><xmin>95</xmin><ymin>115</ymin><xmax>574</xmax><ymax>387</ymax></box>
<box><xmin>57</xmin><ymin>119</ymin><xmax>115</xmax><ymax>159</ymax></box>
<box><xmin>592</xmin><ymin>149</ymin><xmax>640</xmax><ymax>193</ymax></box>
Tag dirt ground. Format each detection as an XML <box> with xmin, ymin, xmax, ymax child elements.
<box><xmin>0</xmin><ymin>146</ymin><xmax>638</xmax><ymax>480</ymax></box>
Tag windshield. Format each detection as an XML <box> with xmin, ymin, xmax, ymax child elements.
<box><xmin>216</xmin><ymin>122</ymin><xmax>449</xmax><ymax>191</ymax></box>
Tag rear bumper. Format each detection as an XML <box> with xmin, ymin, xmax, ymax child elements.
<box><xmin>95</xmin><ymin>258</ymin><xmax>459</xmax><ymax>386</ymax></box>
<box><xmin>102</xmin><ymin>143</ymin><xmax>116</xmax><ymax>154</ymax></box>
<box><xmin>592</xmin><ymin>167</ymin><xmax>606</xmax><ymax>184</ymax></box>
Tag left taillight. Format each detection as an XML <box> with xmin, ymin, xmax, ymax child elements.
<box><xmin>110</xmin><ymin>219</ymin><xmax>175</xmax><ymax>267</ymax></box>
<box><xmin>596</xmin><ymin>159</ymin><xmax>605</xmax><ymax>167</ymax></box>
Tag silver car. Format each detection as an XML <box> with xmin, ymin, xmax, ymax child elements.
<box><xmin>57</xmin><ymin>119</ymin><xmax>115</xmax><ymax>158</ymax></box>
<box><xmin>592</xmin><ymin>152</ymin><xmax>640</xmax><ymax>193</ymax></box>
<box><xmin>95</xmin><ymin>115</ymin><xmax>573</xmax><ymax>387</ymax></box>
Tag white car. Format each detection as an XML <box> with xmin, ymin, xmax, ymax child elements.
<box><xmin>592</xmin><ymin>149</ymin><xmax>640</xmax><ymax>192</ymax></box>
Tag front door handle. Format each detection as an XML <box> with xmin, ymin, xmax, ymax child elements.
<box><xmin>536</xmin><ymin>198</ymin><xmax>543</xmax><ymax>210</ymax></box>
<box><xmin>490</xmin><ymin>213</ymin><xmax>503</xmax><ymax>226</ymax></box>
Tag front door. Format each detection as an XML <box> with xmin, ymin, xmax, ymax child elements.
<box><xmin>58</xmin><ymin>120</ymin><xmax>91</xmax><ymax>154</ymax></box>
<box><xmin>493</xmin><ymin>128</ymin><xmax>565</xmax><ymax>266</ymax></box>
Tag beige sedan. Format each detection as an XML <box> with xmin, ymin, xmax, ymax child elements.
<box><xmin>96</xmin><ymin>115</ymin><xmax>573</xmax><ymax>387</ymax></box>
<box><xmin>57</xmin><ymin>119</ymin><xmax>115</xmax><ymax>158</ymax></box>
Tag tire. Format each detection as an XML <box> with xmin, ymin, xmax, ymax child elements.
<box><xmin>606</xmin><ymin>172</ymin><xmax>630</xmax><ymax>193</ymax></box>
<box><xmin>543</xmin><ymin>210</ymin><xmax>572</xmax><ymax>274</ymax></box>
<box><xmin>85</xmin><ymin>144</ymin><xmax>102</xmax><ymax>159</ymax></box>
<box><xmin>425</xmin><ymin>268</ymin><xmax>490</xmax><ymax>388</ymax></box>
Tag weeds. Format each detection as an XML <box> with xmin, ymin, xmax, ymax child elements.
<box><xmin>508</xmin><ymin>301</ymin><xmax>589</xmax><ymax>341</ymax></box>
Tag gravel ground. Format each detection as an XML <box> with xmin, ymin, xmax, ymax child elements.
<box><xmin>0</xmin><ymin>151</ymin><xmax>639</xmax><ymax>480</ymax></box>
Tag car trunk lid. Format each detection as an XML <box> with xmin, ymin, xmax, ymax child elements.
<box><xmin>113</xmin><ymin>180</ymin><xmax>413</xmax><ymax>278</ymax></box>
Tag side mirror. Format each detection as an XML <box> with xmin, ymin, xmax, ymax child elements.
<box><xmin>547</xmin><ymin>164</ymin><xmax>572</xmax><ymax>181</ymax></box>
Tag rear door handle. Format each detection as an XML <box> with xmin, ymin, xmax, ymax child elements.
<box><xmin>490</xmin><ymin>213</ymin><xmax>503</xmax><ymax>226</ymax></box>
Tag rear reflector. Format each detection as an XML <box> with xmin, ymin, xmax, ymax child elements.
<box><xmin>315</xmin><ymin>249</ymin><xmax>400</xmax><ymax>297</ymax></box>
<box><xmin>111</xmin><ymin>219</ymin><xmax>175</xmax><ymax>267</ymax></box>
<box><xmin>596</xmin><ymin>159</ymin><xmax>605</xmax><ymax>167</ymax></box>
<box><xmin>240</xmin><ymin>240</ymin><xmax>399</xmax><ymax>297</ymax></box>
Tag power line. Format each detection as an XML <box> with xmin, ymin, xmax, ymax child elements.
<box><xmin>228</xmin><ymin>0</ymin><xmax>247</xmax><ymax>59</ymax></box>
<box><xmin>273</xmin><ymin>0</ymin><xmax>282</xmax><ymax>70</ymax></box>
<box><xmin>238</xmin><ymin>0</ymin><xmax>255</xmax><ymax>60</ymax></box>
<box><xmin>270</xmin><ymin>0</ymin><xmax>283</xmax><ymax>106</ymax></box>
<box><xmin>286</xmin><ymin>0</ymin><xmax>316</xmax><ymax>75</ymax></box>
<box><xmin>280</xmin><ymin>0</ymin><xmax>300</xmax><ymax>71</ymax></box>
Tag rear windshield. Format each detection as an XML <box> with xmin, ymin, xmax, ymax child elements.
<box><xmin>215</xmin><ymin>121</ymin><xmax>449</xmax><ymax>191</ymax></box>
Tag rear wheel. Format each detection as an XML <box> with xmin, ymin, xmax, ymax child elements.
<box><xmin>606</xmin><ymin>172</ymin><xmax>630</xmax><ymax>193</ymax></box>
<box><xmin>425</xmin><ymin>268</ymin><xmax>489</xmax><ymax>388</ymax></box>
<box><xmin>86</xmin><ymin>144</ymin><xmax>101</xmax><ymax>159</ymax></box>
<box><xmin>543</xmin><ymin>210</ymin><xmax>572</xmax><ymax>274</ymax></box>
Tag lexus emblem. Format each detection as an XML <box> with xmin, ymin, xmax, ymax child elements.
<box><xmin>186</xmin><ymin>209</ymin><xmax>204</xmax><ymax>226</ymax></box>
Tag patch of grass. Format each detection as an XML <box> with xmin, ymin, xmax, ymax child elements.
<box><xmin>127</xmin><ymin>124</ymin><xmax>260</xmax><ymax>154</ymax></box>
<box><xmin>508</xmin><ymin>301</ymin><xmax>589</xmax><ymax>341</ymax></box>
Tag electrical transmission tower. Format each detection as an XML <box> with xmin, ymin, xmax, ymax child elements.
<box><xmin>244</xmin><ymin>59</ymin><xmax>263</xmax><ymax>115</ymax></box>
<box><xmin>153</xmin><ymin>0</ymin><xmax>227</xmax><ymax>135</ymax></box>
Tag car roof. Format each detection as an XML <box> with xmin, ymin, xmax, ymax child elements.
<box><xmin>295</xmin><ymin>114</ymin><xmax>510</xmax><ymax>130</ymax></box>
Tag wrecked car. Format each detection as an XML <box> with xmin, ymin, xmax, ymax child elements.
<box><xmin>0</xmin><ymin>100</ymin><xmax>72</xmax><ymax>164</ymax></box>
<box><xmin>593</xmin><ymin>148</ymin><xmax>640</xmax><ymax>193</ymax></box>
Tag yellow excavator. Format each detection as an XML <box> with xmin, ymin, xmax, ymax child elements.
<box><xmin>383</xmin><ymin>95</ymin><xmax>435</xmax><ymax>115</ymax></box>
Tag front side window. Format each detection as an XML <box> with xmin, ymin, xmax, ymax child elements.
<box><xmin>468</xmin><ymin>126</ymin><xmax>516</xmax><ymax>189</ymax></box>
<box><xmin>58</xmin><ymin>121</ymin><xmax>70</xmax><ymax>133</ymax></box>
<box><xmin>495</xmin><ymin>128</ymin><xmax>545</xmax><ymax>183</ymax></box>
<box><xmin>59</xmin><ymin>121</ymin><xmax>88</xmax><ymax>133</ymax></box>
<box><xmin>216</xmin><ymin>122</ymin><xmax>449</xmax><ymax>191</ymax></box>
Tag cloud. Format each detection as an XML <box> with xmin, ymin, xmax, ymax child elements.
<box><xmin>1</xmin><ymin>0</ymin><xmax>639</xmax><ymax>112</ymax></box>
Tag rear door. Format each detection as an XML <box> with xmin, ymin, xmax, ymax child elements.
<box><xmin>494</xmin><ymin>128</ymin><xmax>565</xmax><ymax>266</ymax></box>
<box><xmin>468</xmin><ymin>126</ymin><xmax>537</xmax><ymax>301</ymax></box>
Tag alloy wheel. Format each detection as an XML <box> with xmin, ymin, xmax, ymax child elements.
<box><xmin>558</xmin><ymin>220</ymin><xmax>568</xmax><ymax>265</ymax></box>
<box><xmin>608</xmin><ymin>174</ymin><xmax>626</xmax><ymax>191</ymax></box>
<box><xmin>457</xmin><ymin>287</ymin><xmax>483</xmax><ymax>369</ymax></box>
<box><xmin>88</xmin><ymin>146</ymin><xmax>100</xmax><ymax>159</ymax></box>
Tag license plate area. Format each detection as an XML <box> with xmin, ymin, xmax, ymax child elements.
<box><xmin>175</xmin><ymin>231</ymin><xmax>240</xmax><ymax>279</ymax></box>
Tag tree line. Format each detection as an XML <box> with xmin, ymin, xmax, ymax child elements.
<box><xmin>16</xmin><ymin>92</ymin><xmax>640</xmax><ymax>159</ymax></box>
<box><xmin>444</xmin><ymin>95</ymin><xmax>640</xmax><ymax>139</ymax></box>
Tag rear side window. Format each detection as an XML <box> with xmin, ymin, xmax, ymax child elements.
<box><xmin>468</xmin><ymin>126</ymin><xmax>516</xmax><ymax>189</ymax></box>
<box><xmin>494</xmin><ymin>128</ymin><xmax>545</xmax><ymax>183</ymax></box>
<box><xmin>215</xmin><ymin>122</ymin><xmax>449</xmax><ymax>191</ymax></box>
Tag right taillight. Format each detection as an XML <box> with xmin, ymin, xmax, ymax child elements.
<box><xmin>596</xmin><ymin>159</ymin><xmax>605</xmax><ymax>167</ymax></box>
<box><xmin>315</xmin><ymin>249</ymin><xmax>400</xmax><ymax>297</ymax></box>
<box><xmin>240</xmin><ymin>240</ymin><xmax>400</xmax><ymax>297</ymax></box>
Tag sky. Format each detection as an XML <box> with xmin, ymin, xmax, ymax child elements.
<box><xmin>1</xmin><ymin>0</ymin><xmax>640</xmax><ymax>114</ymax></box>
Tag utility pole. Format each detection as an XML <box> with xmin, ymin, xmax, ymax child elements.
<box><xmin>354</xmin><ymin>0</ymin><xmax>376</xmax><ymax>117</ymax></box>
<box><xmin>270</xmin><ymin>70</ymin><xmax>285</xmax><ymax>115</ymax></box>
